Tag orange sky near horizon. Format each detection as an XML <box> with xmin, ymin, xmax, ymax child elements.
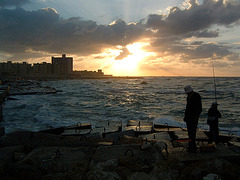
<box><xmin>72</xmin><ymin>42</ymin><xmax>238</xmax><ymax>77</ymax></box>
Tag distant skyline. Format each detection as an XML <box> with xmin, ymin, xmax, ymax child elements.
<box><xmin>0</xmin><ymin>0</ymin><xmax>240</xmax><ymax>76</ymax></box>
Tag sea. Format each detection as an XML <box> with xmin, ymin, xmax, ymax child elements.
<box><xmin>1</xmin><ymin>76</ymin><xmax>240</xmax><ymax>136</ymax></box>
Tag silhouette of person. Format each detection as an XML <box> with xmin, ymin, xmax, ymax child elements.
<box><xmin>183</xmin><ymin>85</ymin><xmax>202</xmax><ymax>152</ymax></box>
<box><xmin>207</xmin><ymin>102</ymin><xmax>221</xmax><ymax>144</ymax></box>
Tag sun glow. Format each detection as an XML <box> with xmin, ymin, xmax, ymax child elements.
<box><xmin>112</xmin><ymin>42</ymin><xmax>151</xmax><ymax>76</ymax></box>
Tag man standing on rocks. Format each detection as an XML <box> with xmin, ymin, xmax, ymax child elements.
<box><xmin>183</xmin><ymin>85</ymin><xmax>202</xmax><ymax>153</ymax></box>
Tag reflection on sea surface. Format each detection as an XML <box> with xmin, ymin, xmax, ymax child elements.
<box><xmin>2</xmin><ymin>77</ymin><xmax>240</xmax><ymax>135</ymax></box>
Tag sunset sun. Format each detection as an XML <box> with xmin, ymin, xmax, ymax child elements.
<box><xmin>111</xmin><ymin>42</ymin><xmax>152</xmax><ymax>76</ymax></box>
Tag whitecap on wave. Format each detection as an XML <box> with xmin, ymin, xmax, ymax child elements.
<box><xmin>153</xmin><ymin>116</ymin><xmax>186</xmax><ymax>128</ymax></box>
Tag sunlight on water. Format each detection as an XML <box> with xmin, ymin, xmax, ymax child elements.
<box><xmin>2</xmin><ymin>77</ymin><xmax>240</xmax><ymax>134</ymax></box>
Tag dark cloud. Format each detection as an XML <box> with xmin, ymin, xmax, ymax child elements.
<box><xmin>145</xmin><ymin>0</ymin><xmax>240</xmax><ymax>62</ymax></box>
<box><xmin>147</xmin><ymin>0</ymin><xmax>240</xmax><ymax>36</ymax></box>
<box><xmin>0</xmin><ymin>0</ymin><xmax>30</xmax><ymax>7</ymax></box>
<box><xmin>0</xmin><ymin>0</ymin><xmax>240</xmax><ymax>65</ymax></box>
<box><xmin>0</xmin><ymin>8</ymin><xmax>147</xmax><ymax>57</ymax></box>
<box><xmin>115</xmin><ymin>47</ymin><xmax>132</xmax><ymax>60</ymax></box>
<box><xmin>227</xmin><ymin>54</ymin><xmax>240</xmax><ymax>61</ymax></box>
<box><xmin>190</xmin><ymin>30</ymin><xmax>219</xmax><ymax>38</ymax></box>
<box><xmin>181</xmin><ymin>43</ymin><xmax>232</xmax><ymax>60</ymax></box>
<box><xmin>190</xmin><ymin>41</ymin><xmax>204</xmax><ymax>45</ymax></box>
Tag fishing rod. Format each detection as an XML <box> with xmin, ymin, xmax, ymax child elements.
<box><xmin>212</xmin><ymin>62</ymin><xmax>217</xmax><ymax>103</ymax></box>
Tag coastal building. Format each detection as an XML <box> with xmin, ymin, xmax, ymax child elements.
<box><xmin>0</xmin><ymin>54</ymin><xmax>109</xmax><ymax>78</ymax></box>
<box><xmin>73</xmin><ymin>69</ymin><xmax>105</xmax><ymax>77</ymax></box>
<box><xmin>0</xmin><ymin>61</ymin><xmax>31</xmax><ymax>76</ymax></box>
<box><xmin>52</xmin><ymin>54</ymin><xmax>73</xmax><ymax>75</ymax></box>
<box><xmin>32</xmin><ymin>62</ymin><xmax>53</xmax><ymax>75</ymax></box>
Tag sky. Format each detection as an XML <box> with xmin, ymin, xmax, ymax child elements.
<box><xmin>0</xmin><ymin>0</ymin><xmax>240</xmax><ymax>76</ymax></box>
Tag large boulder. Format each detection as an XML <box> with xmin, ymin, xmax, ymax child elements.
<box><xmin>6</xmin><ymin>146</ymin><xmax>95</xmax><ymax>180</ymax></box>
<box><xmin>179</xmin><ymin>158</ymin><xmax>240</xmax><ymax>180</ymax></box>
<box><xmin>0</xmin><ymin>145</ymin><xmax>24</xmax><ymax>176</ymax></box>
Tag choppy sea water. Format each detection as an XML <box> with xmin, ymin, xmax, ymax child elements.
<box><xmin>1</xmin><ymin>77</ymin><xmax>240</xmax><ymax>135</ymax></box>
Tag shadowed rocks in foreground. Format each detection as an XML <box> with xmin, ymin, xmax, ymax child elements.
<box><xmin>1</xmin><ymin>127</ymin><xmax>240</xmax><ymax>180</ymax></box>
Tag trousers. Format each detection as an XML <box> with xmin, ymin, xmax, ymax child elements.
<box><xmin>186</xmin><ymin>118</ymin><xmax>198</xmax><ymax>150</ymax></box>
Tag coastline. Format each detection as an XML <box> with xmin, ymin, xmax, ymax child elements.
<box><xmin>1</xmin><ymin>78</ymin><xmax>240</xmax><ymax>179</ymax></box>
<box><xmin>0</xmin><ymin>74</ymin><xmax>144</xmax><ymax>82</ymax></box>
<box><xmin>1</xmin><ymin>120</ymin><xmax>240</xmax><ymax>179</ymax></box>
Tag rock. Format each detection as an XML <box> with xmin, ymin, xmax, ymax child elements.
<box><xmin>14</xmin><ymin>152</ymin><xmax>25</xmax><ymax>162</ymax></box>
<box><xmin>0</xmin><ymin>126</ymin><xmax>4</xmax><ymax>136</ymax></box>
<box><xmin>0</xmin><ymin>145</ymin><xmax>24</xmax><ymax>175</ymax></box>
<box><xmin>42</xmin><ymin>173</ymin><xmax>70</xmax><ymax>180</ymax></box>
<box><xmin>14</xmin><ymin>162</ymin><xmax>42</xmax><ymax>180</ymax></box>
<box><xmin>203</xmin><ymin>173</ymin><xmax>219</xmax><ymax>180</ymax></box>
<box><xmin>88</xmin><ymin>144</ymin><xmax>164</xmax><ymax>178</ymax></box>
<box><xmin>120</xmin><ymin>135</ymin><xmax>145</xmax><ymax>145</ymax></box>
<box><xmin>151</xmin><ymin>161</ymin><xmax>180</xmax><ymax>180</ymax></box>
<box><xmin>10</xmin><ymin>146</ymin><xmax>95</xmax><ymax>180</ymax></box>
<box><xmin>104</xmin><ymin>130</ymin><xmax>135</xmax><ymax>144</ymax></box>
<box><xmin>141</xmin><ymin>142</ymin><xmax>152</xmax><ymax>150</ymax></box>
<box><xmin>127</xmin><ymin>172</ymin><xmax>157</xmax><ymax>180</ymax></box>
<box><xmin>179</xmin><ymin>158</ymin><xmax>240</xmax><ymax>180</ymax></box>
<box><xmin>4</xmin><ymin>130</ymin><xmax>35</xmax><ymax>146</ymax></box>
<box><xmin>4</xmin><ymin>130</ymin><xmax>109</xmax><ymax>148</ymax></box>
<box><xmin>85</xmin><ymin>169</ymin><xmax>121</xmax><ymax>180</ymax></box>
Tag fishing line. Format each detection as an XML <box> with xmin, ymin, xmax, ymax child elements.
<box><xmin>212</xmin><ymin>61</ymin><xmax>217</xmax><ymax>103</ymax></box>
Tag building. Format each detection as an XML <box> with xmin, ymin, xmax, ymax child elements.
<box><xmin>32</xmin><ymin>62</ymin><xmax>53</xmax><ymax>75</ymax></box>
<box><xmin>0</xmin><ymin>54</ymin><xmax>74</xmax><ymax>77</ymax></box>
<box><xmin>73</xmin><ymin>69</ymin><xmax>104</xmax><ymax>77</ymax></box>
<box><xmin>0</xmin><ymin>54</ymin><xmax>109</xmax><ymax>78</ymax></box>
<box><xmin>51</xmin><ymin>54</ymin><xmax>73</xmax><ymax>75</ymax></box>
<box><xmin>0</xmin><ymin>61</ymin><xmax>32</xmax><ymax>76</ymax></box>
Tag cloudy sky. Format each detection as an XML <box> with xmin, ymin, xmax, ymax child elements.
<box><xmin>0</xmin><ymin>0</ymin><xmax>240</xmax><ymax>76</ymax></box>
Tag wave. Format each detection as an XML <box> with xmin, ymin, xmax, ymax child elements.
<box><xmin>2</xmin><ymin>77</ymin><xmax>240</xmax><ymax>133</ymax></box>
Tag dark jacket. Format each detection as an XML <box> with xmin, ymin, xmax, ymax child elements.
<box><xmin>184</xmin><ymin>92</ymin><xmax>202</xmax><ymax>121</ymax></box>
<box><xmin>207</xmin><ymin>106</ymin><xmax>221</xmax><ymax>125</ymax></box>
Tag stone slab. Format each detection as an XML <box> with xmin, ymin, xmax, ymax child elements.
<box><xmin>62</xmin><ymin>126</ymin><xmax>121</xmax><ymax>137</ymax></box>
<box><xmin>126</xmin><ymin>120</ymin><xmax>153</xmax><ymax>127</ymax></box>
<box><xmin>154</xmin><ymin>123</ymin><xmax>181</xmax><ymax>128</ymax></box>
<box><xmin>61</xmin><ymin>129</ymin><xmax>95</xmax><ymax>136</ymax></box>
<box><xmin>124</xmin><ymin>126</ymin><xmax>153</xmax><ymax>133</ymax></box>
<box><xmin>65</xmin><ymin>123</ymin><xmax>92</xmax><ymax>130</ymax></box>
<box><xmin>154</xmin><ymin>127</ymin><xmax>182</xmax><ymax>132</ymax></box>
<box><xmin>139</xmin><ymin>132</ymin><xmax>172</xmax><ymax>141</ymax></box>
<box><xmin>173</xmin><ymin>130</ymin><xmax>208</xmax><ymax>140</ymax></box>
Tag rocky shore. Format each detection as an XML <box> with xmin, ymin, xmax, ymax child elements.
<box><xmin>1</xmin><ymin>80</ymin><xmax>240</xmax><ymax>180</ymax></box>
<box><xmin>1</xmin><ymin>120</ymin><xmax>240</xmax><ymax>180</ymax></box>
